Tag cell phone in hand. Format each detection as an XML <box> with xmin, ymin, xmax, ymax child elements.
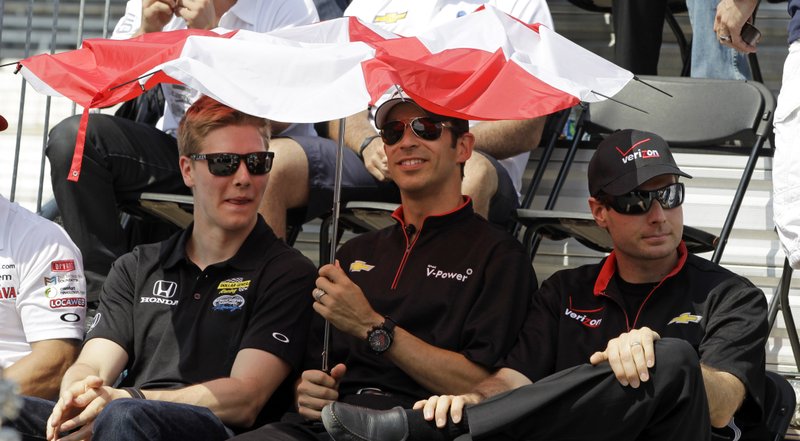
<box><xmin>741</xmin><ymin>22</ymin><xmax>761</xmax><ymax>46</ymax></box>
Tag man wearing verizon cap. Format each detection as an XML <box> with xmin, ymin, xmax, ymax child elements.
<box><xmin>231</xmin><ymin>95</ymin><xmax>535</xmax><ymax>440</ymax></box>
<box><xmin>323</xmin><ymin>129</ymin><xmax>769</xmax><ymax>441</ymax></box>
<box><xmin>0</xmin><ymin>114</ymin><xmax>87</xmax><ymax>400</ymax></box>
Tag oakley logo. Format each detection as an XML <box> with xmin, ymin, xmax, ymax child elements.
<box><xmin>565</xmin><ymin>307</ymin><xmax>603</xmax><ymax>328</ymax></box>
<box><xmin>272</xmin><ymin>332</ymin><xmax>290</xmax><ymax>343</ymax></box>
<box><xmin>153</xmin><ymin>280</ymin><xmax>177</xmax><ymax>298</ymax></box>
<box><xmin>60</xmin><ymin>313</ymin><xmax>81</xmax><ymax>323</ymax></box>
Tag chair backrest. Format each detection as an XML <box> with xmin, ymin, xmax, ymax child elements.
<box><xmin>587</xmin><ymin>76</ymin><xmax>773</xmax><ymax>148</ymax></box>
<box><xmin>585</xmin><ymin>76</ymin><xmax>775</xmax><ymax>264</ymax></box>
<box><xmin>764</xmin><ymin>371</ymin><xmax>796</xmax><ymax>441</ymax></box>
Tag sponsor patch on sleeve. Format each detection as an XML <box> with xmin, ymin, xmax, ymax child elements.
<box><xmin>51</xmin><ymin>260</ymin><xmax>76</xmax><ymax>272</ymax></box>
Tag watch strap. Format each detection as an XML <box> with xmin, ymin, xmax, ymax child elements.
<box><xmin>123</xmin><ymin>387</ymin><xmax>146</xmax><ymax>400</ymax></box>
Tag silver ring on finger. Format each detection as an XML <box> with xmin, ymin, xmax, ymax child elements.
<box><xmin>719</xmin><ymin>34</ymin><xmax>732</xmax><ymax>42</ymax></box>
<box><xmin>313</xmin><ymin>287</ymin><xmax>328</xmax><ymax>302</ymax></box>
<box><xmin>629</xmin><ymin>341</ymin><xmax>642</xmax><ymax>348</ymax></box>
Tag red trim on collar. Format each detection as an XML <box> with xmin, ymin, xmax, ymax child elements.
<box><xmin>390</xmin><ymin>196</ymin><xmax>472</xmax><ymax>229</ymax></box>
<box><xmin>593</xmin><ymin>241</ymin><xmax>688</xmax><ymax>296</ymax></box>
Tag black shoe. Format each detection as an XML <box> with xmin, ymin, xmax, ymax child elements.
<box><xmin>322</xmin><ymin>402</ymin><xmax>409</xmax><ymax>441</ymax></box>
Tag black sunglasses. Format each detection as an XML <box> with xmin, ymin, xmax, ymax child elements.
<box><xmin>606</xmin><ymin>182</ymin><xmax>685</xmax><ymax>215</ymax></box>
<box><xmin>380</xmin><ymin>117</ymin><xmax>452</xmax><ymax>146</ymax></box>
<box><xmin>189</xmin><ymin>152</ymin><xmax>274</xmax><ymax>177</ymax></box>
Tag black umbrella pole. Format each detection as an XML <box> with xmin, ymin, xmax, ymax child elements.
<box><xmin>321</xmin><ymin>117</ymin><xmax>346</xmax><ymax>373</ymax></box>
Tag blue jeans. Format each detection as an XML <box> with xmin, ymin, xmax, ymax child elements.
<box><xmin>9</xmin><ymin>396</ymin><xmax>234</xmax><ymax>441</ymax></box>
<box><xmin>687</xmin><ymin>0</ymin><xmax>751</xmax><ymax>79</ymax></box>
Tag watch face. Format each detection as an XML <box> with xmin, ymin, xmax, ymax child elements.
<box><xmin>368</xmin><ymin>329</ymin><xmax>391</xmax><ymax>352</ymax></box>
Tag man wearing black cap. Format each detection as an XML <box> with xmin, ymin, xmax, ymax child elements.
<box><xmin>322</xmin><ymin>129</ymin><xmax>768</xmax><ymax>441</ymax></box>
<box><xmin>229</xmin><ymin>94</ymin><xmax>536</xmax><ymax>441</ymax></box>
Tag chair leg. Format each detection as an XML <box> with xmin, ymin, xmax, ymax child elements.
<box><xmin>776</xmin><ymin>258</ymin><xmax>800</xmax><ymax>370</ymax></box>
<box><xmin>285</xmin><ymin>224</ymin><xmax>301</xmax><ymax>247</ymax></box>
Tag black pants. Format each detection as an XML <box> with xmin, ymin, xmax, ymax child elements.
<box><xmin>463</xmin><ymin>338</ymin><xmax>710</xmax><ymax>441</ymax></box>
<box><xmin>47</xmin><ymin>114</ymin><xmax>188</xmax><ymax>302</ymax></box>
<box><xmin>611</xmin><ymin>0</ymin><xmax>669</xmax><ymax>75</ymax></box>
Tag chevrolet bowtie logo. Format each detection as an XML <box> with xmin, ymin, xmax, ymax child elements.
<box><xmin>374</xmin><ymin>12</ymin><xmax>407</xmax><ymax>24</ymax></box>
<box><xmin>350</xmin><ymin>260</ymin><xmax>375</xmax><ymax>272</ymax></box>
<box><xmin>668</xmin><ymin>312</ymin><xmax>702</xmax><ymax>325</ymax></box>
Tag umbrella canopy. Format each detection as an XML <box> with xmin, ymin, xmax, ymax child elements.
<box><xmin>17</xmin><ymin>5</ymin><xmax>633</xmax><ymax>180</ymax></box>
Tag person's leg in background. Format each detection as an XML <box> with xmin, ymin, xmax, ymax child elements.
<box><xmin>5</xmin><ymin>396</ymin><xmax>57</xmax><ymax>441</ymax></box>
<box><xmin>46</xmin><ymin>115</ymin><xmax>188</xmax><ymax>302</ymax></box>
<box><xmin>611</xmin><ymin>0</ymin><xmax>669</xmax><ymax>75</ymax></box>
<box><xmin>687</xmin><ymin>0</ymin><xmax>751</xmax><ymax>79</ymax></box>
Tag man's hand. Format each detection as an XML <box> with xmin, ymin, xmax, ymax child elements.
<box><xmin>313</xmin><ymin>262</ymin><xmax>383</xmax><ymax>338</ymax></box>
<box><xmin>715</xmin><ymin>0</ymin><xmax>759</xmax><ymax>53</ymax></box>
<box><xmin>174</xmin><ymin>0</ymin><xmax>220</xmax><ymax>30</ymax></box>
<box><xmin>141</xmin><ymin>0</ymin><xmax>176</xmax><ymax>34</ymax></box>
<box><xmin>589</xmin><ymin>327</ymin><xmax>661</xmax><ymax>388</ymax></box>
<box><xmin>413</xmin><ymin>393</ymin><xmax>481</xmax><ymax>428</ymax></box>
<box><xmin>46</xmin><ymin>375</ymin><xmax>128</xmax><ymax>441</ymax></box>
<box><xmin>296</xmin><ymin>364</ymin><xmax>347</xmax><ymax>421</ymax></box>
<box><xmin>362</xmin><ymin>139</ymin><xmax>391</xmax><ymax>182</ymax></box>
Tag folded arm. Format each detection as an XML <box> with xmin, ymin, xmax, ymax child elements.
<box><xmin>701</xmin><ymin>365</ymin><xmax>746</xmax><ymax>428</ymax></box>
<box><xmin>141</xmin><ymin>348</ymin><xmax>290</xmax><ymax>427</ymax></box>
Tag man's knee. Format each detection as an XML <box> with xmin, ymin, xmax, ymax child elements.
<box><xmin>464</xmin><ymin>154</ymin><xmax>498</xmax><ymax>190</ymax></box>
<box><xmin>47</xmin><ymin>114</ymin><xmax>118</xmax><ymax>167</ymax></box>
<box><xmin>265</xmin><ymin>138</ymin><xmax>310</xmax><ymax>204</ymax></box>
<box><xmin>46</xmin><ymin>115</ymin><xmax>83</xmax><ymax>165</ymax></box>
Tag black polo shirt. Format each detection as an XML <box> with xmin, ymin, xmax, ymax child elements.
<box><xmin>305</xmin><ymin>199</ymin><xmax>537</xmax><ymax>407</ymax></box>
<box><xmin>501</xmin><ymin>242</ymin><xmax>768</xmax><ymax>439</ymax></box>
<box><xmin>88</xmin><ymin>217</ymin><xmax>316</xmax><ymax>414</ymax></box>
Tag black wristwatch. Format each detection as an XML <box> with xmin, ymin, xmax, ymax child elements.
<box><xmin>367</xmin><ymin>316</ymin><xmax>396</xmax><ymax>354</ymax></box>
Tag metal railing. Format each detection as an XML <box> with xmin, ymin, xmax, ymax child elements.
<box><xmin>0</xmin><ymin>0</ymin><xmax>122</xmax><ymax>215</ymax></box>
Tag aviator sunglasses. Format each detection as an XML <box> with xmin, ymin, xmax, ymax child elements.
<box><xmin>380</xmin><ymin>117</ymin><xmax>453</xmax><ymax>146</ymax></box>
<box><xmin>606</xmin><ymin>182</ymin><xmax>685</xmax><ymax>215</ymax></box>
<box><xmin>189</xmin><ymin>152</ymin><xmax>274</xmax><ymax>177</ymax></box>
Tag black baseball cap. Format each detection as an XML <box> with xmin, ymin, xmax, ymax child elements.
<box><xmin>0</xmin><ymin>115</ymin><xmax>7</xmax><ymax>132</ymax></box>
<box><xmin>588</xmin><ymin>129</ymin><xmax>691</xmax><ymax>196</ymax></box>
<box><xmin>374</xmin><ymin>92</ymin><xmax>468</xmax><ymax>133</ymax></box>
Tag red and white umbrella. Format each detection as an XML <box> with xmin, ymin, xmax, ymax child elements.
<box><xmin>18</xmin><ymin>5</ymin><xmax>632</xmax><ymax>180</ymax></box>
<box><xmin>17</xmin><ymin>6</ymin><xmax>634</xmax><ymax>370</ymax></box>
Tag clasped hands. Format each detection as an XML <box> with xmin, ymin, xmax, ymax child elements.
<box><xmin>46</xmin><ymin>375</ymin><xmax>130</xmax><ymax>441</ymax></box>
